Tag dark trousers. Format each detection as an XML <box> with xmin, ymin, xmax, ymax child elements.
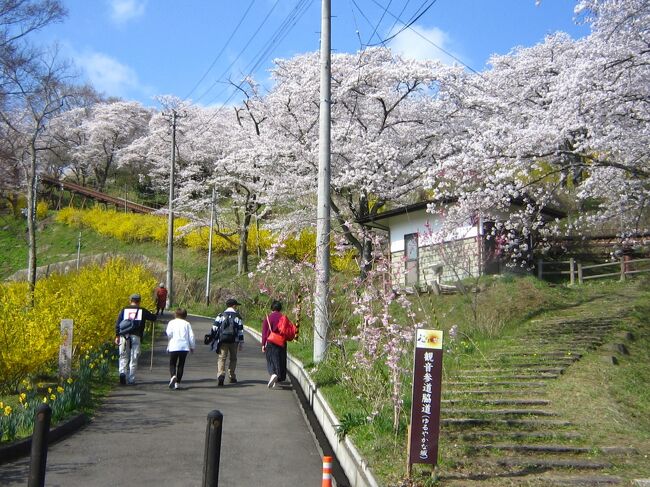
<box><xmin>169</xmin><ymin>351</ymin><xmax>189</xmax><ymax>382</ymax></box>
<box><xmin>265</xmin><ymin>342</ymin><xmax>287</xmax><ymax>382</ymax></box>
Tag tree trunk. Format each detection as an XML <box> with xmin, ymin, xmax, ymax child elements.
<box><xmin>359</xmin><ymin>236</ymin><xmax>373</xmax><ymax>280</ymax></box>
<box><xmin>237</xmin><ymin>224</ymin><xmax>249</xmax><ymax>275</ymax></box>
<box><xmin>26</xmin><ymin>141</ymin><xmax>38</xmax><ymax>291</ymax></box>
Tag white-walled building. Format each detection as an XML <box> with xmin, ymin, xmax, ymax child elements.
<box><xmin>357</xmin><ymin>201</ymin><xmax>564</xmax><ymax>289</ymax></box>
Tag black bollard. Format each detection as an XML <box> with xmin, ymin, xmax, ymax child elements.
<box><xmin>202</xmin><ymin>410</ymin><xmax>223</xmax><ymax>487</ymax></box>
<box><xmin>28</xmin><ymin>404</ymin><xmax>52</xmax><ymax>487</ymax></box>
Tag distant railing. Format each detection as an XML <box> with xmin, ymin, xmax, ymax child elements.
<box><xmin>537</xmin><ymin>257</ymin><xmax>650</xmax><ymax>284</ymax></box>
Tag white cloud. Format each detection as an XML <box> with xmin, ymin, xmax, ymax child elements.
<box><xmin>108</xmin><ymin>0</ymin><xmax>146</xmax><ymax>23</ymax></box>
<box><xmin>388</xmin><ymin>24</ymin><xmax>468</xmax><ymax>66</ymax></box>
<box><xmin>76</xmin><ymin>51</ymin><xmax>150</xmax><ymax>99</ymax></box>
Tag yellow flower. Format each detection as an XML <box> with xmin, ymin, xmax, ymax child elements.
<box><xmin>57</xmin><ymin>386</ymin><xmax>64</xmax><ymax>394</ymax></box>
<box><xmin>19</xmin><ymin>393</ymin><xmax>27</xmax><ymax>403</ymax></box>
<box><xmin>0</xmin><ymin>401</ymin><xmax>3</xmax><ymax>409</ymax></box>
<box><xmin>48</xmin><ymin>387</ymin><xmax>52</xmax><ymax>394</ymax></box>
<box><xmin>66</xmin><ymin>378</ymin><xmax>73</xmax><ymax>384</ymax></box>
<box><xmin>50</xmin><ymin>394</ymin><xmax>56</xmax><ymax>401</ymax></box>
<box><xmin>4</xmin><ymin>405</ymin><xmax>12</xmax><ymax>416</ymax></box>
<box><xmin>89</xmin><ymin>363</ymin><xmax>95</xmax><ymax>369</ymax></box>
<box><xmin>42</xmin><ymin>396</ymin><xmax>48</xmax><ymax>403</ymax></box>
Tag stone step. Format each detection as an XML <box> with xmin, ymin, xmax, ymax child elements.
<box><xmin>446</xmin><ymin>381</ymin><xmax>548</xmax><ymax>388</ymax></box>
<box><xmin>495</xmin><ymin>457</ymin><xmax>611</xmax><ymax>470</ymax></box>
<box><xmin>437</xmin><ymin>473</ymin><xmax>623</xmax><ymax>486</ymax></box>
<box><xmin>443</xmin><ymin>389</ymin><xmax>548</xmax><ymax>397</ymax></box>
<box><xmin>472</xmin><ymin>444</ymin><xmax>635</xmax><ymax>455</ymax></box>
<box><xmin>442</xmin><ymin>398</ymin><xmax>551</xmax><ymax>406</ymax></box>
<box><xmin>458</xmin><ymin>430</ymin><xmax>582</xmax><ymax>441</ymax></box>
<box><xmin>454</xmin><ymin>373</ymin><xmax>560</xmax><ymax>380</ymax></box>
<box><xmin>441</xmin><ymin>418</ymin><xmax>572</xmax><ymax>428</ymax></box>
<box><xmin>539</xmin><ymin>338</ymin><xmax>605</xmax><ymax>345</ymax></box>
<box><xmin>497</xmin><ymin>351</ymin><xmax>583</xmax><ymax>358</ymax></box>
<box><xmin>443</xmin><ymin>408</ymin><xmax>556</xmax><ymax>417</ymax></box>
<box><xmin>539</xmin><ymin>474</ymin><xmax>624</xmax><ymax>485</ymax></box>
<box><xmin>461</xmin><ymin>366</ymin><xmax>567</xmax><ymax>374</ymax></box>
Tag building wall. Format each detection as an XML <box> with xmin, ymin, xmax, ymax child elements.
<box><xmin>386</xmin><ymin>208</ymin><xmax>482</xmax><ymax>287</ymax></box>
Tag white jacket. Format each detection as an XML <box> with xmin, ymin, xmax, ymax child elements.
<box><xmin>166</xmin><ymin>318</ymin><xmax>196</xmax><ymax>352</ymax></box>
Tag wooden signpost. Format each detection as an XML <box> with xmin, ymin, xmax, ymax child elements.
<box><xmin>408</xmin><ymin>329</ymin><xmax>444</xmax><ymax>477</ymax></box>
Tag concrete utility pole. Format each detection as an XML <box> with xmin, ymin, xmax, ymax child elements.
<box><xmin>165</xmin><ymin>110</ymin><xmax>177</xmax><ymax>309</ymax></box>
<box><xmin>205</xmin><ymin>187</ymin><xmax>216</xmax><ymax>306</ymax></box>
<box><xmin>314</xmin><ymin>0</ymin><xmax>331</xmax><ymax>363</ymax></box>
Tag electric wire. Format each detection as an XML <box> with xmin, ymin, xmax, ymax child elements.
<box><xmin>193</xmin><ymin>0</ymin><xmax>315</xmax><ymax>135</ymax></box>
<box><xmin>183</xmin><ymin>0</ymin><xmax>257</xmax><ymax>102</ymax></box>
<box><xmin>366</xmin><ymin>0</ymin><xmax>393</xmax><ymax>47</ymax></box>
<box><xmin>203</xmin><ymin>0</ymin><xmax>314</xmax><ymax>107</ymax></box>
<box><xmin>193</xmin><ymin>0</ymin><xmax>282</xmax><ymax>104</ymax></box>
<box><xmin>366</xmin><ymin>0</ymin><xmax>480</xmax><ymax>74</ymax></box>
<box><xmin>370</xmin><ymin>0</ymin><xmax>438</xmax><ymax>46</ymax></box>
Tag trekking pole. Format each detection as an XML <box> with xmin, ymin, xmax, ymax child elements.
<box><xmin>321</xmin><ymin>456</ymin><xmax>333</xmax><ymax>487</ymax></box>
<box><xmin>150</xmin><ymin>321</ymin><xmax>155</xmax><ymax>370</ymax></box>
<box><xmin>28</xmin><ymin>404</ymin><xmax>52</xmax><ymax>487</ymax></box>
<box><xmin>202</xmin><ymin>410</ymin><xmax>223</xmax><ymax>487</ymax></box>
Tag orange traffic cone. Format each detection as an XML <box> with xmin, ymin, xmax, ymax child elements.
<box><xmin>321</xmin><ymin>456</ymin><xmax>333</xmax><ymax>487</ymax></box>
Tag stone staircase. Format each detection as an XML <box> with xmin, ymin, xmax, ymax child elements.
<box><xmin>438</xmin><ymin>311</ymin><xmax>638</xmax><ymax>486</ymax></box>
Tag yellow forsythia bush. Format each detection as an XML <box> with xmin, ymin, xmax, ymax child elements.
<box><xmin>55</xmin><ymin>207</ymin><xmax>357</xmax><ymax>271</ymax></box>
<box><xmin>36</xmin><ymin>201</ymin><xmax>49</xmax><ymax>220</ymax></box>
<box><xmin>0</xmin><ymin>258</ymin><xmax>156</xmax><ymax>389</ymax></box>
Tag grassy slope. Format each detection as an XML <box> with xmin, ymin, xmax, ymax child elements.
<box><xmin>2</xmin><ymin>215</ymin><xmax>649</xmax><ymax>485</ymax></box>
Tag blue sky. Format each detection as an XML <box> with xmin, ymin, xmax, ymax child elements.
<box><xmin>34</xmin><ymin>0</ymin><xmax>590</xmax><ymax>108</ymax></box>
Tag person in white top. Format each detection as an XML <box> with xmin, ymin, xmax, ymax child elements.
<box><xmin>166</xmin><ymin>308</ymin><xmax>195</xmax><ymax>390</ymax></box>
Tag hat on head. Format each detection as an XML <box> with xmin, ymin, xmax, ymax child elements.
<box><xmin>159</xmin><ymin>283</ymin><xmax>165</xmax><ymax>288</ymax></box>
<box><xmin>130</xmin><ymin>293</ymin><xmax>141</xmax><ymax>301</ymax></box>
<box><xmin>226</xmin><ymin>298</ymin><xmax>241</xmax><ymax>307</ymax></box>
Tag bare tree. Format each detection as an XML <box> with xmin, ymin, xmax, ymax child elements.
<box><xmin>0</xmin><ymin>47</ymin><xmax>76</xmax><ymax>289</ymax></box>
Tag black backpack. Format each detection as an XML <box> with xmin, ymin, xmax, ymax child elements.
<box><xmin>118</xmin><ymin>308</ymin><xmax>139</xmax><ymax>336</ymax></box>
<box><xmin>218</xmin><ymin>312</ymin><xmax>238</xmax><ymax>343</ymax></box>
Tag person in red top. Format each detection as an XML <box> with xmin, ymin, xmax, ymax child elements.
<box><xmin>155</xmin><ymin>283</ymin><xmax>168</xmax><ymax>316</ymax></box>
<box><xmin>261</xmin><ymin>300</ymin><xmax>287</xmax><ymax>388</ymax></box>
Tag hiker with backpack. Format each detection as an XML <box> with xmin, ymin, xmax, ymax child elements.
<box><xmin>211</xmin><ymin>298</ymin><xmax>245</xmax><ymax>387</ymax></box>
<box><xmin>114</xmin><ymin>293</ymin><xmax>157</xmax><ymax>385</ymax></box>
<box><xmin>261</xmin><ymin>300</ymin><xmax>297</xmax><ymax>388</ymax></box>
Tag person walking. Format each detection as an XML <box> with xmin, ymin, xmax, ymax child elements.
<box><xmin>166</xmin><ymin>308</ymin><xmax>195</xmax><ymax>390</ymax></box>
<box><xmin>155</xmin><ymin>283</ymin><xmax>168</xmax><ymax>316</ymax></box>
<box><xmin>262</xmin><ymin>300</ymin><xmax>288</xmax><ymax>388</ymax></box>
<box><xmin>211</xmin><ymin>298</ymin><xmax>244</xmax><ymax>387</ymax></box>
<box><xmin>115</xmin><ymin>293</ymin><xmax>157</xmax><ymax>385</ymax></box>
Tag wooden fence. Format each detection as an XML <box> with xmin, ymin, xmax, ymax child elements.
<box><xmin>537</xmin><ymin>257</ymin><xmax>650</xmax><ymax>284</ymax></box>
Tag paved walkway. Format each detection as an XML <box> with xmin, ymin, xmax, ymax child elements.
<box><xmin>0</xmin><ymin>315</ymin><xmax>324</xmax><ymax>486</ymax></box>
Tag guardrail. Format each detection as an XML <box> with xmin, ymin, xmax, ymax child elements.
<box><xmin>537</xmin><ymin>257</ymin><xmax>650</xmax><ymax>284</ymax></box>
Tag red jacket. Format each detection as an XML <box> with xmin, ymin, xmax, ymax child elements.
<box><xmin>156</xmin><ymin>287</ymin><xmax>168</xmax><ymax>307</ymax></box>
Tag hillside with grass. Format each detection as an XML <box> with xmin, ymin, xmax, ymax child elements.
<box><xmin>1</xmin><ymin>212</ymin><xmax>649</xmax><ymax>486</ymax></box>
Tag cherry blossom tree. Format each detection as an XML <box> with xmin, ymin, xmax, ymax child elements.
<box><xmin>424</xmin><ymin>0</ymin><xmax>650</xmax><ymax>260</ymax></box>
<box><xmin>68</xmin><ymin>100</ymin><xmax>152</xmax><ymax>191</ymax></box>
<box><xmin>265</xmin><ymin>48</ymin><xmax>469</xmax><ymax>272</ymax></box>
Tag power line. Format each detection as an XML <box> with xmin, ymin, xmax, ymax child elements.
<box><xmin>204</xmin><ymin>0</ymin><xmax>314</xmax><ymax>107</ymax></box>
<box><xmin>193</xmin><ymin>0</ymin><xmax>315</xmax><ymax>135</ymax></box>
<box><xmin>183</xmin><ymin>0</ymin><xmax>257</xmax><ymax>102</ymax></box>
<box><xmin>370</xmin><ymin>0</ymin><xmax>438</xmax><ymax>46</ymax></box>
<box><xmin>366</xmin><ymin>0</ymin><xmax>480</xmax><ymax>74</ymax></box>
<box><xmin>366</xmin><ymin>0</ymin><xmax>393</xmax><ymax>47</ymax></box>
<box><xmin>193</xmin><ymin>0</ymin><xmax>282</xmax><ymax>103</ymax></box>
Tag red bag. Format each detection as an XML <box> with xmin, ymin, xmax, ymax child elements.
<box><xmin>266</xmin><ymin>329</ymin><xmax>286</xmax><ymax>347</ymax></box>
<box><xmin>278</xmin><ymin>315</ymin><xmax>298</xmax><ymax>341</ymax></box>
